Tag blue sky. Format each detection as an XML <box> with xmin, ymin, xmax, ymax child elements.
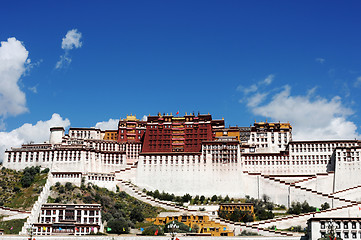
<box><xmin>0</xmin><ymin>1</ymin><xmax>361</xmax><ymax>157</ymax></box>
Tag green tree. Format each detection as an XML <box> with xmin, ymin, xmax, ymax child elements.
<box><xmin>321</xmin><ymin>202</ymin><xmax>330</xmax><ymax>210</ymax></box>
<box><xmin>21</xmin><ymin>174</ymin><xmax>33</xmax><ymax>188</ymax></box>
<box><xmin>130</xmin><ymin>207</ymin><xmax>144</xmax><ymax>223</ymax></box>
<box><xmin>229</xmin><ymin>209</ymin><xmax>254</xmax><ymax>222</ymax></box>
<box><xmin>41</xmin><ymin>168</ymin><xmax>50</xmax><ymax>173</ymax></box>
<box><xmin>65</xmin><ymin>182</ymin><xmax>74</xmax><ymax>191</ymax></box>
<box><xmin>164</xmin><ymin>220</ymin><xmax>191</xmax><ymax>233</ymax></box>
<box><xmin>182</xmin><ymin>193</ymin><xmax>192</xmax><ymax>203</ymax></box>
<box><xmin>107</xmin><ymin>218</ymin><xmax>129</xmax><ymax>234</ymax></box>
<box><xmin>193</xmin><ymin>195</ymin><xmax>200</xmax><ymax>204</ymax></box>
<box><xmin>153</xmin><ymin>190</ymin><xmax>160</xmax><ymax>199</ymax></box>
<box><xmin>142</xmin><ymin>225</ymin><xmax>164</xmax><ymax>236</ymax></box>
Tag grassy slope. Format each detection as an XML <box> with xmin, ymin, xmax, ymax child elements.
<box><xmin>0</xmin><ymin>218</ymin><xmax>27</xmax><ymax>234</ymax></box>
<box><xmin>49</xmin><ymin>183</ymin><xmax>164</xmax><ymax>226</ymax></box>
<box><xmin>0</xmin><ymin>167</ymin><xmax>48</xmax><ymax>210</ymax></box>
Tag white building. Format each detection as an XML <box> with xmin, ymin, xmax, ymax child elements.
<box><xmin>2</xmin><ymin>121</ymin><xmax>361</xmax><ymax>209</ymax></box>
<box><xmin>33</xmin><ymin>203</ymin><xmax>102</xmax><ymax>236</ymax></box>
<box><xmin>308</xmin><ymin>217</ymin><xmax>361</xmax><ymax>240</ymax></box>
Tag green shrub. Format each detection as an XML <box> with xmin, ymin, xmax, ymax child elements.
<box><xmin>107</xmin><ymin>218</ymin><xmax>129</xmax><ymax>234</ymax></box>
<box><xmin>142</xmin><ymin>224</ymin><xmax>164</xmax><ymax>236</ymax></box>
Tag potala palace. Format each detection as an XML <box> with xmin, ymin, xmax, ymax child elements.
<box><xmin>3</xmin><ymin>112</ymin><xmax>361</xmax><ymax>239</ymax></box>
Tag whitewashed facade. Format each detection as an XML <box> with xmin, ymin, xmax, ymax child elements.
<box><xmin>2</xmin><ymin>122</ymin><xmax>361</xmax><ymax>209</ymax></box>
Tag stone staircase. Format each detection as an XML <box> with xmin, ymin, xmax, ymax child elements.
<box><xmin>250</xmin><ymin>172</ymin><xmax>358</xmax><ymax>206</ymax></box>
<box><xmin>330</xmin><ymin>185</ymin><xmax>361</xmax><ymax>196</ymax></box>
<box><xmin>19</xmin><ymin>174</ymin><xmax>53</xmax><ymax>235</ymax></box>
<box><xmin>113</xmin><ymin>161</ymin><xmax>138</xmax><ymax>174</ymax></box>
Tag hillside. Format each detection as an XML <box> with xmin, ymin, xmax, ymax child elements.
<box><xmin>48</xmin><ymin>182</ymin><xmax>165</xmax><ymax>233</ymax></box>
<box><xmin>0</xmin><ymin>166</ymin><xmax>48</xmax><ymax>210</ymax></box>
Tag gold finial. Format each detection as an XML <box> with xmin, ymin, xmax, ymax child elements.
<box><xmin>185</xmin><ymin>112</ymin><xmax>187</xmax><ymax>115</ymax></box>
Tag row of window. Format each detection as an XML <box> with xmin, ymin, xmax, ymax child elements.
<box><xmin>244</xmin><ymin>160</ymin><xmax>329</xmax><ymax>165</ymax></box>
<box><xmin>291</xmin><ymin>142</ymin><xmax>356</xmax><ymax>149</ymax></box>
<box><xmin>143</xmin><ymin>159</ymin><xmax>203</xmax><ymax>164</ymax></box>
<box><xmin>88</xmin><ymin>175</ymin><xmax>115</xmax><ymax>181</ymax></box>
<box><xmin>42</xmin><ymin>209</ymin><xmax>99</xmax><ymax>216</ymax></box>
<box><xmin>40</xmin><ymin>216</ymin><xmax>99</xmax><ymax>224</ymax></box>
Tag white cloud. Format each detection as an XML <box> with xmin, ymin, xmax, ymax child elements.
<box><xmin>95</xmin><ymin>118</ymin><xmax>118</xmax><ymax>130</ymax></box>
<box><xmin>61</xmin><ymin>29</ymin><xmax>82</xmax><ymax>50</ymax></box>
<box><xmin>315</xmin><ymin>58</ymin><xmax>325</xmax><ymax>64</ymax></box>
<box><xmin>249</xmin><ymin>85</ymin><xmax>360</xmax><ymax>140</ymax></box>
<box><xmin>55</xmin><ymin>29</ymin><xmax>82</xmax><ymax>69</ymax></box>
<box><xmin>237</xmin><ymin>74</ymin><xmax>274</xmax><ymax>94</ymax></box>
<box><xmin>55</xmin><ymin>55</ymin><xmax>72</xmax><ymax>69</ymax></box>
<box><xmin>247</xmin><ymin>92</ymin><xmax>268</xmax><ymax>107</ymax></box>
<box><xmin>263</xmin><ymin>74</ymin><xmax>274</xmax><ymax>85</ymax></box>
<box><xmin>238</xmin><ymin>84</ymin><xmax>258</xmax><ymax>94</ymax></box>
<box><xmin>0</xmin><ymin>113</ymin><xmax>70</xmax><ymax>162</ymax></box>
<box><xmin>0</xmin><ymin>37</ymin><xmax>29</xmax><ymax>118</ymax></box>
<box><xmin>141</xmin><ymin>115</ymin><xmax>148</xmax><ymax>121</ymax></box>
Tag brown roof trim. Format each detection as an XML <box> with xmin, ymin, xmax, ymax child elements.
<box><xmin>51</xmin><ymin>172</ymin><xmax>83</xmax><ymax>174</ymax></box>
<box><xmin>140</xmin><ymin>152</ymin><xmax>201</xmax><ymax>156</ymax></box>
<box><xmin>69</xmin><ymin>128</ymin><xmax>101</xmax><ymax>131</ymax></box>
<box><xmin>290</xmin><ymin>140</ymin><xmax>358</xmax><ymax>144</ymax></box>
<box><xmin>50</xmin><ymin>127</ymin><xmax>65</xmax><ymax>131</ymax></box>
<box><xmin>309</xmin><ymin>217</ymin><xmax>361</xmax><ymax>221</ymax></box>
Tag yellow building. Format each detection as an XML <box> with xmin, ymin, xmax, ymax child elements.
<box><xmin>214</xmin><ymin>127</ymin><xmax>241</xmax><ymax>142</ymax></box>
<box><xmin>218</xmin><ymin>203</ymin><xmax>255</xmax><ymax>222</ymax></box>
<box><xmin>147</xmin><ymin>213</ymin><xmax>234</xmax><ymax>236</ymax></box>
<box><xmin>103</xmin><ymin>130</ymin><xmax>118</xmax><ymax>141</ymax></box>
<box><xmin>218</xmin><ymin>203</ymin><xmax>254</xmax><ymax>213</ymax></box>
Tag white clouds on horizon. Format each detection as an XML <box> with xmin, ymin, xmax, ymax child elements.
<box><xmin>239</xmin><ymin>76</ymin><xmax>360</xmax><ymax>140</ymax></box>
<box><xmin>0</xmin><ymin>37</ymin><xmax>30</xmax><ymax>120</ymax></box>
<box><xmin>95</xmin><ymin>118</ymin><xmax>118</xmax><ymax>130</ymax></box>
<box><xmin>0</xmin><ymin>113</ymin><xmax>70</xmax><ymax>162</ymax></box>
<box><xmin>55</xmin><ymin>29</ymin><xmax>82</xmax><ymax>69</ymax></box>
<box><xmin>95</xmin><ymin>115</ymin><xmax>148</xmax><ymax>130</ymax></box>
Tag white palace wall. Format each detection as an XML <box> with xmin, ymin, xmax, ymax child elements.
<box><xmin>239</xmin><ymin>173</ymin><xmax>338</xmax><ymax>208</ymax></box>
<box><xmin>3</xmin><ymin>124</ymin><xmax>361</xmax><ymax>210</ymax></box>
<box><xmin>333</xmin><ymin>147</ymin><xmax>361</xmax><ymax>192</ymax></box>
<box><xmin>295</xmin><ymin>173</ymin><xmax>335</xmax><ymax>194</ymax></box>
<box><xmin>135</xmin><ymin>154</ymin><xmax>242</xmax><ymax>197</ymax></box>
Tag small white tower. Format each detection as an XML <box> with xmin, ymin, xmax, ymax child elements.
<box><xmin>50</xmin><ymin>127</ymin><xmax>65</xmax><ymax>144</ymax></box>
